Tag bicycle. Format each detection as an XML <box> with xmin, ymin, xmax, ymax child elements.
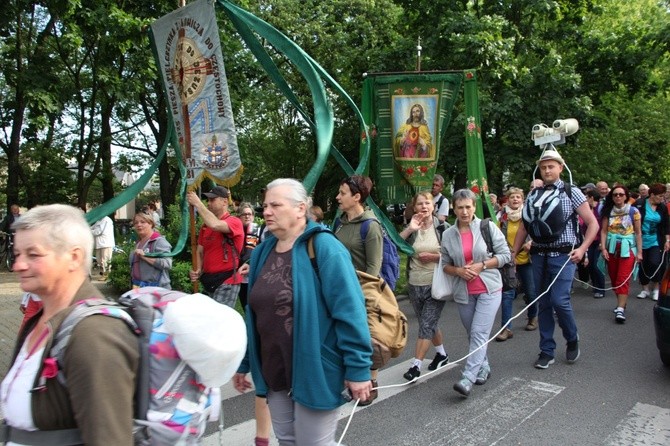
<box><xmin>0</xmin><ymin>231</ymin><xmax>15</xmax><ymax>271</ymax></box>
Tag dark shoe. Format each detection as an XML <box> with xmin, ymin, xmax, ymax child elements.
<box><xmin>525</xmin><ymin>317</ymin><xmax>538</xmax><ymax>331</ymax></box>
<box><xmin>358</xmin><ymin>380</ymin><xmax>378</xmax><ymax>406</ymax></box>
<box><xmin>403</xmin><ymin>365</ymin><xmax>421</xmax><ymax>382</ymax></box>
<box><xmin>453</xmin><ymin>377</ymin><xmax>473</xmax><ymax>397</ymax></box>
<box><xmin>427</xmin><ymin>353</ymin><xmax>449</xmax><ymax>371</ymax></box>
<box><xmin>496</xmin><ymin>328</ymin><xmax>513</xmax><ymax>342</ymax></box>
<box><xmin>475</xmin><ymin>364</ymin><xmax>491</xmax><ymax>385</ymax></box>
<box><xmin>615</xmin><ymin>309</ymin><xmax>626</xmax><ymax>324</ymax></box>
<box><xmin>566</xmin><ymin>338</ymin><xmax>580</xmax><ymax>363</ymax></box>
<box><xmin>534</xmin><ymin>352</ymin><xmax>555</xmax><ymax>369</ymax></box>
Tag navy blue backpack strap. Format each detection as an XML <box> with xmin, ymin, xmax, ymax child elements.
<box><xmin>359</xmin><ymin>218</ymin><xmax>373</xmax><ymax>242</ymax></box>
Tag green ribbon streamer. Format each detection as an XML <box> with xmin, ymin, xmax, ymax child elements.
<box><xmin>89</xmin><ymin>1</ymin><xmax>417</xmax><ymax>260</ymax></box>
<box><xmin>84</xmin><ymin>132</ymin><xmax>166</xmax><ymax>227</ymax></box>
<box><xmin>218</xmin><ymin>0</ymin><xmax>333</xmax><ymax>193</ymax></box>
<box><xmin>463</xmin><ymin>71</ymin><xmax>496</xmax><ymax>221</ymax></box>
<box><xmin>218</xmin><ymin>1</ymin><xmax>413</xmax><ymax>254</ymax></box>
<box><xmin>85</xmin><ymin>123</ymin><xmax>190</xmax><ymax>258</ymax></box>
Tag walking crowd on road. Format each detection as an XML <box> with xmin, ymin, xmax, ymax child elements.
<box><xmin>3</xmin><ymin>151</ymin><xmax>670</xmax><ymax>446</ymax></box>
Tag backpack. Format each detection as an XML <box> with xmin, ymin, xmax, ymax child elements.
<box><xmin>336</xmin><ymin>217</ymin><xmax>401</xmax><ymax>290</ymax></box>
<box><xmin>479</xmin><ymin>218</ymin><xmax>519</xmax><ymax>292</ymax></box>
<box><xmin>435</xmin><ymin>194</ymin><xmax>446</xmax><ymax>215</ymax></box>
<box><xmin>49</xmin><ymin>288</ymin><xmax>247</xmax><ymax>445</ymax></box>
<box><xmin>307</xmin><ymin>235</ymin><xmax>408</xmax><ymax>368</ymax></box>
<box><xmin>522</xmin><ymin>185</ymin><xmax>577</xmax><ymax>244</ymax></box>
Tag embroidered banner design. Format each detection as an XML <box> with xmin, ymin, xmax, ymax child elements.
<box><xmin>151</xmin><ymin>0</ymin><xmax>242</xmax><ymax>187</ymax></box>
<box><xmin>361</xmin><ymin>73</ymin><xmax>463</xmax><ymax>205</ymax></box>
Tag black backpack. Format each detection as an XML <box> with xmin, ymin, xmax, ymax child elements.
<box><xmin>522</xmin><ymin>185</ymin><xmax>578</xmax><ymax>244</ymax></box>
<box><xmin>480</xmin><ymin>218</ymin><xmax>519</xmax><ymax>291</ymax></box>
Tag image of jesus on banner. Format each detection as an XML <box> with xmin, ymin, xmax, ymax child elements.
<box><xmin>393</xmin><ymin>99</ymin><xmax>436</xmax><ymax>160</ymax></box>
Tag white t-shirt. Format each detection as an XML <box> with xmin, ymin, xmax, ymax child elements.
<box><xmin>1</xmin><ymin>341</ymin><xmax>44</xmax><ymax>443</ymax></box>
<box><xmin>90</xmin><ymin>216</ymin><xmax>115</xmax><ymax>249</ymax></box>
<box><xmin>433</xmin><ymin>193</ymin><xmax>450</xmax><ymax>219</ymax></box>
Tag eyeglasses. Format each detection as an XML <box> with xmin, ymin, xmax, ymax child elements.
<box><xmin>612</xmin><ymin>193</ymin><xmax>626</xmax><ymax>197</ymax></box>
<box><xmin>240</xmin><ymin>213</ymin><xmax>253</xmax><ymax>217</ymax></box>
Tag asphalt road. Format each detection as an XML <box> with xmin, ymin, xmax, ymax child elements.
<box><xmin>213</xmin><ymin>276</ymin><xmax>670</xmax><ymax>445</ymax></box>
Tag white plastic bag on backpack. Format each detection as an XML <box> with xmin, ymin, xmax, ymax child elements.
<box><xmin>163</xmin><ymin>293</ymin><xmax>247</xmax><ymax>387</ymax></box>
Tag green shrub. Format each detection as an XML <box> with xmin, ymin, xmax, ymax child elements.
<box><xmin>108</xmin><ymin>241</ymin><xmax>133</xmax><ymax>293</ymax></box>
<box><xmin>170</xmin><ymin>261</ymin><xmax>195</xmax><ymax>292</ymax></box>
<box><xmin>107</xmin><ymin>246</ymin><xmax>196</xmax><ymax>294</ymax></box>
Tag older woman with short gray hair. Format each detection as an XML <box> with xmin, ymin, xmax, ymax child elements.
<box><xmin>2</xmin><ymin>204</ymin><xmax>138</xmax><ymax>444</ymax></box>
<box><xmin>441</xmin><ymin>189</ymin><xmax>510</xmax><ymax>397</ymax></box>
<box><xmin>234</xmin><ymin>178</ymin><xmax>372</xmax><ymax>444</ymax></box>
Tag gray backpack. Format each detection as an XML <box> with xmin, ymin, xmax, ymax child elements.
<box><xmin>50</xmin><ymin>289</ymin><xmax>222</xmax><ymax>445</ymax></box>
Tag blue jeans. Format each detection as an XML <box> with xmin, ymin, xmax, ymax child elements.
<box><xmin>500</xmin><ymin>289</ymin><xmax>516</xmax><ymax>329</ymax></box>
<box><xmin>587</xmin><ymin>243</ymin><xmax>605</xmax><ymax>295</ymax></box>
<box><xmin>500</xmin><ymin>263</ymin><xmax>538</xmax><ymax>329</ymax></box>
<box><xmin>532</xmin><ymin>253</ymin><xmax>578</xmax><ymax>357</ymax></box>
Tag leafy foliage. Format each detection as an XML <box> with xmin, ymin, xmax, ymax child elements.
<box><xmin>1</xmin><ymin>0</ymin><xmax>669</xmax><ymax>217</ymax></box>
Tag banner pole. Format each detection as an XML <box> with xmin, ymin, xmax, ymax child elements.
<box><xmin>190</xmin><ymin>209</ymin><xmax>198</xmax><ymax>293</ymax></box>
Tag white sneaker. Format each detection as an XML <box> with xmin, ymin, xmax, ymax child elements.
<box><xmin>652</xmin><ymin>290</ymin><xmax>659</xmax><ymax>301</ymax></box>
<box><xmin>637</xmin><ymin>290</ymin><xmax>650</xmax><ymax>299</ymax></box>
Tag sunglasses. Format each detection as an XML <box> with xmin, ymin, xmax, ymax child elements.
<box><xmin>344</xmin><ymin>177</ymin><xmax>361</xmax><ymax>195</ymax></box>
<box><xmin>612</xmin><ymin>192</ymin><xmax>626</xmax><ymax>197</ymax></box>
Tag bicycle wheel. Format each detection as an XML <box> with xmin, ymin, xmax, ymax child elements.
<box><xmin>7</xmin><ymin>249</ymin><xmax>14</xmax><ymax>271</ymax></box>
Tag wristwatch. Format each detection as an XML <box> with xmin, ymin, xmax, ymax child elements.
<box><xmin>482</xmin><ymin>262</ymin><xmax>487</xmax><ymax>271</ymax></box>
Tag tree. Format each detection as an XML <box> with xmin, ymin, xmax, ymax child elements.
<box><xmin>0</xmin><ymin>0</ymin><xmax>60</xmax><ymax>211</ymax></box>
<box><xmin>1</xmin><ymin>0</ymin><xmax>668</xmax><ymax>220</ymax></box>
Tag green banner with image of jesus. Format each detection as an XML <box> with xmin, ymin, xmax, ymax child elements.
<box><xmin>361</xmin><ymin>73</ymin><xmax>463</xmax><ymax>205</ymax></box>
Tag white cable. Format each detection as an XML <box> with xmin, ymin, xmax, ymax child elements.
<box><xmin>336</xmin><ymin>399</ymin><xmax>360</xmax><ymax>446</ymax></box>
<box><xmin>336</xmin><ymin>253</ymin><xmax>575</xmax><ymax>445</ymax></box>
<box><xmin>574</xmin><ymin>249</ymin><xmax>666</xmax><ymax>292</ymax></box>
<box><xmin>639</xmin><ymin>249</ymin><xmax>667</xmax><ymax>280</ymax></box>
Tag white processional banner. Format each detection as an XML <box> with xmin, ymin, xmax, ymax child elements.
<box><xmin>151</xmin><ymin>0</ymin><xmax>242</xmax><ymax>187</ymax></box>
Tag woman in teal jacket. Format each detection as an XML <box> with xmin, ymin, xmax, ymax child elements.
<box><xmin>234</xmin><ymin>179</ymin><xmax>372</xmax><ymax>445</ymax></box>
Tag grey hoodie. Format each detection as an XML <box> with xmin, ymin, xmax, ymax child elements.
<box><xmin>440</xmin><ymin>217</ymin><xmax>511</xmax><ymax>304</ymax></box>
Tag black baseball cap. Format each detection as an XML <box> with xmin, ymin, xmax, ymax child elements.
<box><xmin>203</xmin><ymin>186</ymin><xmax>230</xmax><ymax>199</ymax></box>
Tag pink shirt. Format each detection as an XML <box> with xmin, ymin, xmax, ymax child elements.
<box><xmin>460</xmin><ymin>231</ymin><xmax>488</xmax><ymax>294</ymax></box>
